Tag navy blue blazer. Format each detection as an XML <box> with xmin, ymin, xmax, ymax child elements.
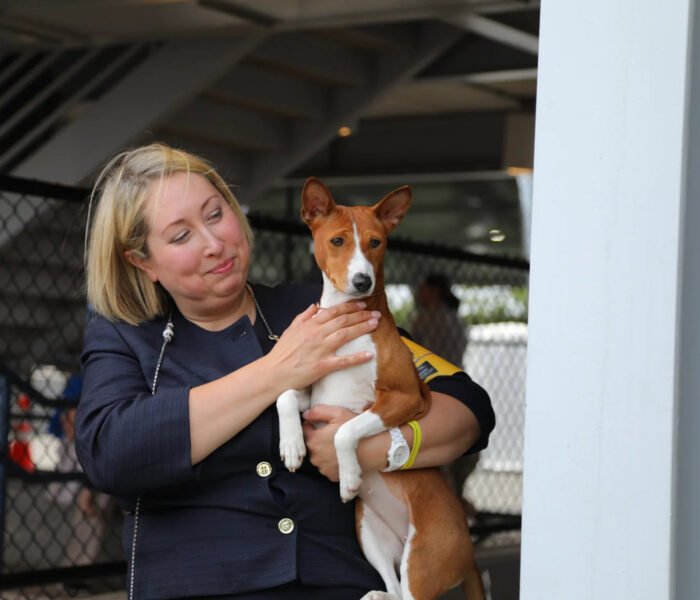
<box><xmin>75</xmin><ymin>283</ymin><xmax>494</xmax><ymax>599</ymax></box>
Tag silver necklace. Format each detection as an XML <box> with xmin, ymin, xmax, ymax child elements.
<box><xmin>129</xmin><ymin>282</ymin><xmax>276</xmax><ymax>599</ymax></box>
<box><xmin>151</xmin><ymin>284</ymin><xmax>278</xmax><ymax>393</ymax></box>
<box><xmin>246</xmin><ymin>282</ymin><xmax>280</xmax><ymax>342</ymax></box>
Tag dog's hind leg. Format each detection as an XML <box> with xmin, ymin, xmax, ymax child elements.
<box><xmin>277</xmin><ymin>388</ymin><xmax>310</xmax><ymax>471</ymax></box>
<box><xmin>357</xmin><ymin>501</ymin><xmax>403</xmax><ymax>600</ymax></box>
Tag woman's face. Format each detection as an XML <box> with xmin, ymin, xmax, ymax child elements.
<box><xmin>131</xmin><ymin>171</ymin><xmax>250</xmax><ymax>315</ymax></box>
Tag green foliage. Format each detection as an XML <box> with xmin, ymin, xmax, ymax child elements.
<box><xmin>391</xmin><ymin>297</ymin><xmax>415</xmax><ymax>330</ymax></box>
<box><xmin>460</xmin><ymin>285</ymin><xmax>528</xmax><ymax>325</ymax></box>
<box><xmin>389</xmin><ymin>285</ymin><xmax>529</xmax><ymax>328</ymax></box>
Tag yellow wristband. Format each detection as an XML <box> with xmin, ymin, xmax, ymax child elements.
<box><xmin>401</xmin><ymin>420</ymin><xmax>422</xmax><ymax>470</ymax></box>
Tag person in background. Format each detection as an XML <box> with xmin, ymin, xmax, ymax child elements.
<box><xmin>51</xmin><ymin>375</ymin><xmax>120</xmax><ymax>587</ymax></box>
<box><xmin>76</xmin><ymin>144</ymin><xmax>494</xmax><ymax>599</ymax></box>
<box><xmin>411</xmin><ymin>273</ymin><xmax>468</xmax><ymax>367</ymax></box>
<box><xmin>412</xmin><ymin>273</ymin><xmax>479</xmax><ymax>517</ymax></box>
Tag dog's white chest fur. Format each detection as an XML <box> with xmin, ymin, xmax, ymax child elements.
<box><xmin>311</xmin><ymin>333</ymin><xmax>377</xmax><ymax>414</ymax></box>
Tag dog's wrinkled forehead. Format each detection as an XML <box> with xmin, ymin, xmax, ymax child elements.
<box><xmin>318</xmin><ymin>204</ymin><xmax>387</xmax><ymax>236</ymax></box>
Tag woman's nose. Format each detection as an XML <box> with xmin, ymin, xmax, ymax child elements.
<box><xmin>201</xmin><ymin>227</ymin><xmax>224</xmax><ymax>255</ymax></box>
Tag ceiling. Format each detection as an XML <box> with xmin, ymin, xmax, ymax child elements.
<box><xmin>0</xmin><ymin>0</ymin><xmax>539</xmax><ymax>256</ymax></box>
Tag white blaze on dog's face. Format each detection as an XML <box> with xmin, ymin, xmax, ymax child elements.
<box><xmin>301</xmin><ymin>178</ymin><xmax>412</xmax><ymax>305</ymax></box>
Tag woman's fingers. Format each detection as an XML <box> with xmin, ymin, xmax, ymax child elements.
<box><xmin>321</xmin><ymin>349</ymin><xmax>375</xmax><ymax>372</ymax></box>
<box><xmin>303</xmin><ymin>404</ymin><xmax>355</xmax><ymax>425</ymax></box>
<box><xmin>312</xmin><ymin>301</ymin><xmax>366</xmax><ymax>324</ymax></box>
<box><xmin>290</xmin><ymin>303</ymin><xmax>319</xmax><ymax>325</ymax></box>
<box><xmin>325</xmin><ymin>317</ymin><xmax>379</xmax><ymax>350</ymax></box>
<box><xmin>271</xmin><ymin>301</ymin><xmax>381</xmax><ymax>390</ymax></box>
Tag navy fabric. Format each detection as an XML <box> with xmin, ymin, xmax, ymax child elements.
<box><xmin>75</xmin><ymin>282</ymin><xmax>494</xmax><ymax>599</ymax></box>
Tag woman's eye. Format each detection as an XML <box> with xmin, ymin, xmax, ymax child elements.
<box><xmin>171</xmin><ymin>231</ymin><xmax>189</xmax><ymax>244</ymax></box>
<box><xmin>369</xmin><ymin>239</ymin><xmax>381</xmax><ymax>249</ymax></box>
<box><xmin>207</xmin><ymin>208</ymin><xmax>222</xmax><ymax>221</ymax></box>
<box><xmin>331</xmin><ymin>237</ymin><xmax>344</xmax><ymax>247</ymax></box>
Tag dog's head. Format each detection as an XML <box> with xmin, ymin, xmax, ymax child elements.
<box><xmin>301</xmin><ymin>177</ymin><xmax>411</xmax><ymax>297</ymax></box>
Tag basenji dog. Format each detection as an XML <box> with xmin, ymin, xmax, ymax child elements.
<box><xmin>276</xmin><ymin>178</ymin><xmax>485</xmax><ymax>600</ymax></box>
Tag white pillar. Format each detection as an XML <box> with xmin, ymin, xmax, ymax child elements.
<box><xmin>674</xmin><ymin>4</ymin><xmax>700</xmax><ymax>598</ymax></box>
<box><xmin>521</xmin><ymin>2</ymin><xmax>698</xmax><ymax>599</ymax></box>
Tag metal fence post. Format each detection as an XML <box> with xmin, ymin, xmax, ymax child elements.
<box><xmin>0</xmin><ymin>376</ymin><xmax>9</xmax><ymax>572</ymax></box>
<box><xmin>284</xmin><ymin>185</ymin><xmax>295</xmax><ymax>282</ymax></box>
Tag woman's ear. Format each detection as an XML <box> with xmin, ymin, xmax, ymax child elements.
<box><xmin>124</xmin><ymin>250</ymin><xmax>158</xmax><ymax>283</ymax></box>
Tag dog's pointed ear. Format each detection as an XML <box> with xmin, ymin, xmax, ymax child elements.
<box><xmin>373</xmin><ymin>186</ymin><xmax>411</xmax><ymax>232</ymax></box>
<box><xmin>301</xmin><ymin>178</ymin><xmax>336</xmax><ymax>225</ymax></box>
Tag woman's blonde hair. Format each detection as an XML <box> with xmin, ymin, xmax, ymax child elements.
<box><xmin>85</xmin><ymin>143</ymin><xmax>253</xmax><ymax>325</ymax></box>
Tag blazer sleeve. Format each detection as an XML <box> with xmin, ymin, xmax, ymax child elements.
<box><xmin>428</xmin><ymin>373</ymin><xmax>495</xmax><ymax>454</ymax></box>
<box><xmin>399</xmin><ymin>327</ymin><xmax>495</xmax><ymax>454</ymax></box>
<box><xmin>75</xmin><ymin>316</ymin><xmax>197</xmax><ymax>499</ymax></box>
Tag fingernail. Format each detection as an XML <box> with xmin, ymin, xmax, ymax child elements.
<box><xmin>364</xmin><ymin>351</ymin><xmax>374</xmax><ymax>359</ymax></box>
<box><xmin>371</xmin><ymin>311</ymin><xmax>381</xmax><ymax>318</ymax></box>
<box><xmin>302</xmin><ymin>410</ymin><xmax>310</xmax><ymax>419</ymax></box>
<box><xmin>357</xmin><ymin>301</ymin><xmax>367</xmax><ymax>308</ymax></box>
<box><xmin>368</xmin><ymin>318</ymin><xmax>378</xmax><ymax>327</ymax></box>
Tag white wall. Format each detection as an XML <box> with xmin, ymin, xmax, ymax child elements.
<box><xmin>521</xmin><ymin>2</ymin><xmax>695</xmax><ymax>599</ymax></box>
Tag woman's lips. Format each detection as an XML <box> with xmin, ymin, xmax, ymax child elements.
<box><xmin>209</xmin><ymin>258</ymin><xmax>234</xmax><ymax>274</ymax></box>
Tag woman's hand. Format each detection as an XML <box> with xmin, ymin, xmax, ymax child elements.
<box><xmin>302</xmin><ymin>393</ymin><xmax>483</xmax><ymax>482</ymax></box>
<box><xmin>302</xmin><ymin>405</ymin><xmax>391</xmax><ymax>481</ymax></box>
<box><xmin>188</xmin><ymin>302</ymin><xmax>378</xmax><ymax>466</ymax></box>
<box><xmin>302</xmin><ymin>405</ymin><xmax>357</xmax><ymax>481</ymax></box>
<box><xmin>267</xmin><ymin>302</ymin><xmax>380</xmax><ymax>392</ymax></box>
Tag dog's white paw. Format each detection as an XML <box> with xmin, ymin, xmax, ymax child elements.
<box><xmin>339</xmin><ymin>467</ymin><xmax>363</xmax><ymax>502</ymax></box>
<box><xmin>279</xmin><ymin>435</ymin><xmax>306</xmax><ymax>472</ymax></box>
<box><xmin>360</xmin><ymin>592</ymin><xmax>398</xmax><ymax>600</ymax></box>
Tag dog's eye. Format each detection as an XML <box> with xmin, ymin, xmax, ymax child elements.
<box><xmin>331</xmin><ymin>237</ymin><xmax>344</xmax><ymax>247</ymax></box>
<box><xmin>369</xmin><ymin>239</ymin><xmax>381</xmax><ymax>249</ymax></box>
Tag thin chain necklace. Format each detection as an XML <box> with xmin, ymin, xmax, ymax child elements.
<box><xmin>246</xmin><ymin>282</ymin><xmax>280</xmax><ymax>341</ymax></box>
<box><xmin>153</xmin><ymin>284</ymin><xmax>278</xmax><ymax>384</ymax></box>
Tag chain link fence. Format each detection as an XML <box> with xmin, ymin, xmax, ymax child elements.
<box><xmin>0</xmin><ymin>174</ymin><xmax>528</xmax><ymax>597</ymax></box>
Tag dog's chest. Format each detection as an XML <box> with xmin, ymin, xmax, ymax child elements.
<box><xmin>311</xmin><ymin>333</ymin><xmax>377</xmax><ymax>414</ymax></box>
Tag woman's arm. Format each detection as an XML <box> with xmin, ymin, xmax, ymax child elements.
<box><xmin>76</xmin><ymin>302</ymin><xmax>380</xmax><ymax>497</ymax></box>
<box><xmin>189</xmin><ymin>302</ymin><xmax>380</xmax><ymax>463</ymax></box>
<box><xmin>302</xmin><ymin>390</ymin><xmax>486</xmax><ymax>481</ymax></box>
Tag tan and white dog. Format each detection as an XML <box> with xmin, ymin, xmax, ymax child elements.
<box><xmin>277</xmin><ymin>178</ymin><xmax>484</xmax><ymax>600</ymax></box>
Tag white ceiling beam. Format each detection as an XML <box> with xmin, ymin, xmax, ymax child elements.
<box><xmin>448</xmin><ymin>13</ymin><xmax>538</xmax><ymax>55</ymax></box>
<box><xmin>469</xmin><ymin>1</ymin><xmax>540</xmax><ymax>15</ymax></box>
<box><xmin>420</xmin><ymin>67</ymin><xmax>537</xmax><ymax>84</ymax></box>
<box><xmin>465</xmin><ymin>67</ymin><xmax>537</xmax><ymax>83</ymax></box>
<box><xmin>264</xmin><ymin>1</ymin><xmax>540</xmax><ymax>32</ymax></box>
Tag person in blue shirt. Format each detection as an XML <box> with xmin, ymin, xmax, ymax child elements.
<box><xmin>76</xmin><ymin>143</ymin><xmax>494</xmax><ymax>599</ymax></box>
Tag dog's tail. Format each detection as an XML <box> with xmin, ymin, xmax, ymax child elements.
<box><xmin>462</xmin><ymin>562</ymin><xmax>486</xmax><ymax>600</ymax></box>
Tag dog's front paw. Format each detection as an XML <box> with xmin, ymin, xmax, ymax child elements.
<box><xmin>339</xmin><ymin>466</ymin><xmax>363</xmax><ymax>502</ymax></box>
<box><xmin>360</xmin><ymin>592</ymin><xmax>398</xmax><ymax>600</ymax></box>
<box><xmin>279</xmin><ymin>434</ymin><xmax>306</xmax><ymax>472</ymax></box>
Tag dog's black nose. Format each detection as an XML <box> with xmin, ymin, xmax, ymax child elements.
<box><xmin>352</xmin><ymin>273</ymin><xmax>372</xmax><ymax>293</ymax></box>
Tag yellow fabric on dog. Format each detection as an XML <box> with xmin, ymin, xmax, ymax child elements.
<box><xmin>400</xmin><ymin>336</ymin><xmax>462</xmax><ymax>383</ymax></box>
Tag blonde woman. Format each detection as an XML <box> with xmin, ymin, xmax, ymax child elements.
<box><xmin>76</xmin><ymin>143</ymin><xmax>494</xmax><ymax>599</ymax></box>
